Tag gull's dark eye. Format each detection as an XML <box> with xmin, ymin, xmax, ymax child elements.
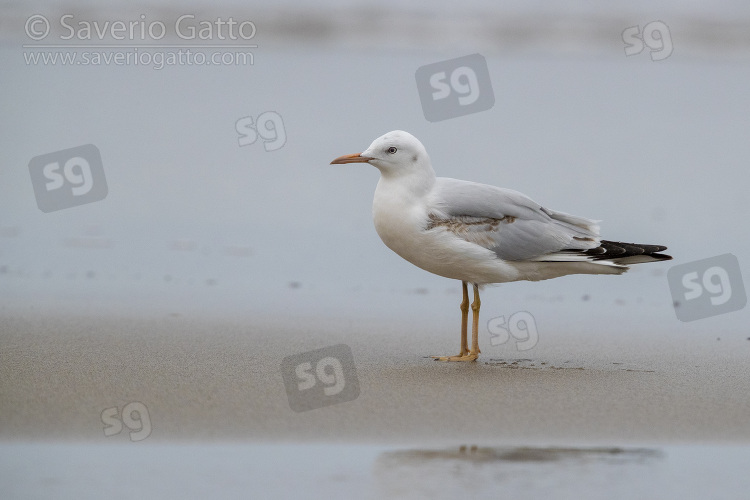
<box><xmin>387</xmin><ymin>147</ymin><xmax>397</xmax><ymax>154</ymax></box>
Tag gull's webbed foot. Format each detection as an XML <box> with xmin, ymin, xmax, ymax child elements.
<box><xmin>431</xmin><ymin>352</ymin><xmax>478</xmax><ymax>362</ymax></box>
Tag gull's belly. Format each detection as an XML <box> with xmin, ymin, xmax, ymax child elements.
<box><xmin>372</xmin><ymin>198</ymin><xmax>519</xmax><ymax>284</ymax></box>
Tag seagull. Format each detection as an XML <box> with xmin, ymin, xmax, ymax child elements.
<box><xmin>331</xmin><ymin>131</ymin><xmax>672</xmax><ymax>362</ymax></box>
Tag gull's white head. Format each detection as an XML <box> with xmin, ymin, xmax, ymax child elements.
<box><xmin>330</xmin><ymin>130</ymin><xmax>433</xmax><ymax>179</ymax></box>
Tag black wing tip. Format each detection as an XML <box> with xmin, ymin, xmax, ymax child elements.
<box><xmin>589</xmin><ymin>240</ymin><xmax>672</xmax><ymax>261</ymax></box>
<box><xmin>649</xmin><ymin>252</ymin><xmax>673</xmax><ymax>261</ymax></box>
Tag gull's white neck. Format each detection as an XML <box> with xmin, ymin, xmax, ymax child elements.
<box><xmin>371</xmin><ymin>158</ymin><xmax>437</xmax><ymax>261</ymax></box>
<box><xmin>374</xmin><ymin>158</ymin><xmax>437</xmax><ymax>199</ymax></box>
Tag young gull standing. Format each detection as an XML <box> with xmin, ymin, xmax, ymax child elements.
<box><xmin>331</xmin><ymin>130</ymin><xmax>671</xmax><ymax>362</ymax></box>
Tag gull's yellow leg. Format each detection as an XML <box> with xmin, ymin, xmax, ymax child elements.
<box><xmin>432</xmin><ymin>281</ymin><xmax>477</xmax><ymax>362</ymax></box>
<box><xmin>459</xmin><ymin>281</ymin><xmax>469</xmax><ymax>355</ymax></box>
<box><xmin>469</xmin><ymin>284</ymin><xmax>481</xmax><ymax>357</ymax></box>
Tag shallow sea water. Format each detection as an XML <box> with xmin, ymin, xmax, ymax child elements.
<box><xmin>2</xmin><ymin>442</ymin><xmax>750</xmax><ymax>499</ymax></box>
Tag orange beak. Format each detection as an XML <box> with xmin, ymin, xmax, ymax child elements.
<box><xmin>330</xmin><ymin>153</ymin><xmax>374</xmax><ymax>165</ymax></box>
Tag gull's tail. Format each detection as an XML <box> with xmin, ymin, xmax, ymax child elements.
<box><xmin>522</xmin><ymin>239</ymin><xmax>672</xmax><ymax>281</ymax></box>
<box><xmin>579</xmin><ymin>240</ymin><xmax>673</xmax><ymax>265</ymax></box>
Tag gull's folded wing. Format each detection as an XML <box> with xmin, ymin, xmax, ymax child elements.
<box><xmin>428</xmin><ymin>177</ymin><xmax>602</xmax><ymax>261</ymax></box>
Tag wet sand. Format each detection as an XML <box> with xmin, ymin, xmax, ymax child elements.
<box><xmin>2</xmin><ymin>311</ymin><xmax>748</xmax><ymax>444</ymax></box>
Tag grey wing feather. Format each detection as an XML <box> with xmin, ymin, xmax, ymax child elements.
<box><xmin>429</xmin><ymin>178</ymin><xmax>601</xmax><ymax>261</ymax></box>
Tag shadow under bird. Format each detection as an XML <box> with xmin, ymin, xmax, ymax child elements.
<box><xmin>331</xmin><ymin>131</ymin><xmax>672</xmax><ymax>362</ymax></box>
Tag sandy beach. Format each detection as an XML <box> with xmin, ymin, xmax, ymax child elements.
<box><xmin>3</xmin><ymin>310</ymin><xmax>750</xmax><ymax>498</ymax></box>
<box><xmin>2</xmin><ymin>311</ymin><xmax>748</xmax><ymax>444</ymax></box>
